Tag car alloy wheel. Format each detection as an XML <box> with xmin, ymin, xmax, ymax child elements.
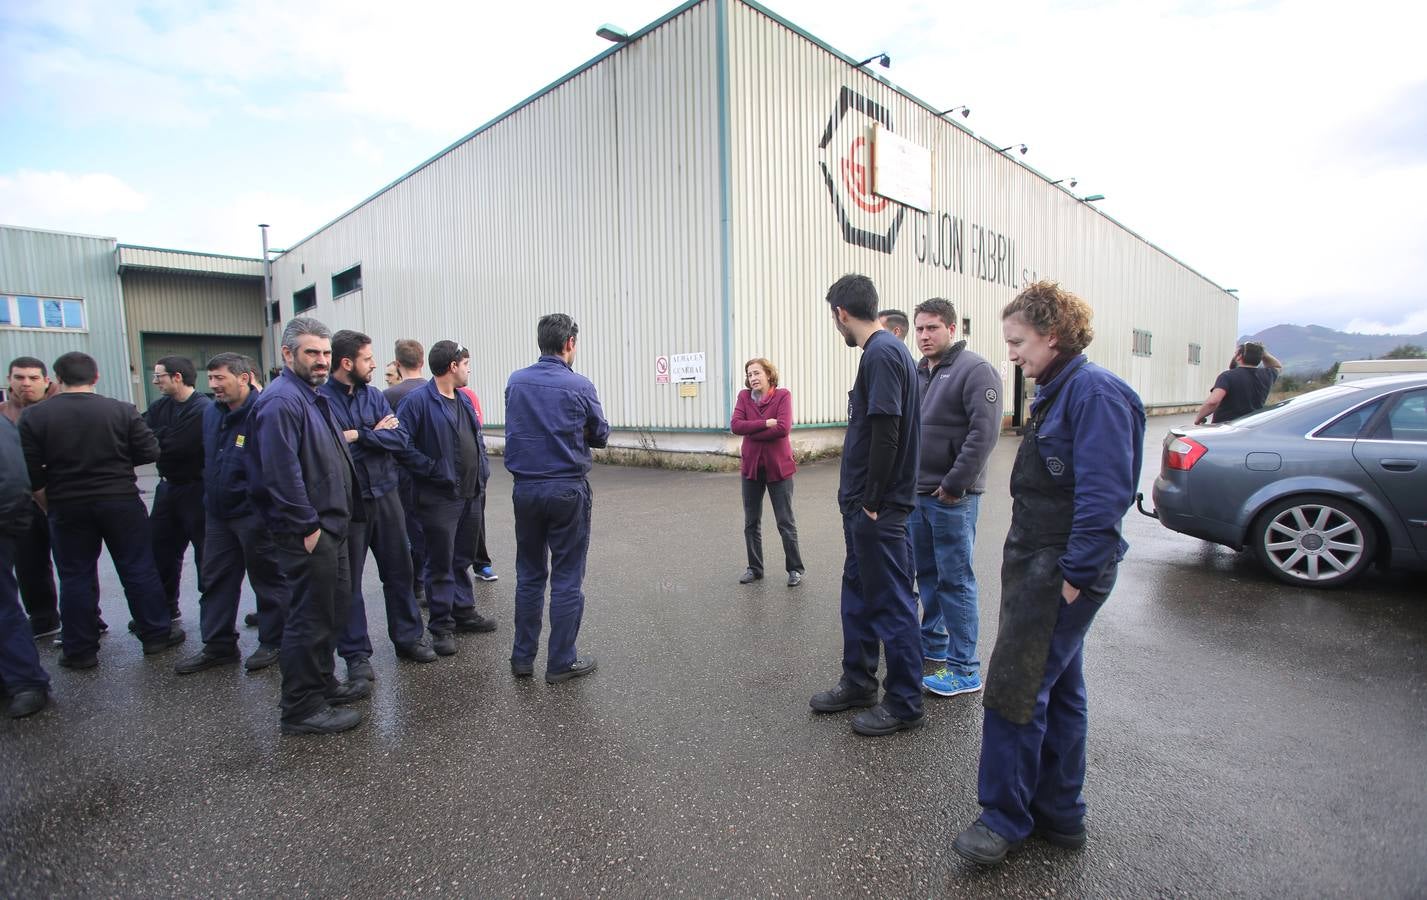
<box><xmin>1252</xmin><ymin>494</ymin><xmax>1377</xmax><ymax>588</ymax></box>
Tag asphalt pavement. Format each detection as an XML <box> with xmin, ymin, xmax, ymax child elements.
<box><xmin>2</xmin><ymin>414</ymin><xmax>1425</xmax><ymax>898</ymax></box>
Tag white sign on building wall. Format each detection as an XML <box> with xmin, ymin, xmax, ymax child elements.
<box><xmin>871</xmin><ymin>123</ymin><xmax>931</xmax><ymax>213</ymax></box>
<box><xmin>671</xmin><ymin>352</ymin><xmax>706</xmax><ymax>383</ymax></box>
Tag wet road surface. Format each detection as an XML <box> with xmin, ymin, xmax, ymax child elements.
<box><xmin>3</xmin><ymin>414</ymin><xmax>1425</xmax><ymax>897</ymax></box>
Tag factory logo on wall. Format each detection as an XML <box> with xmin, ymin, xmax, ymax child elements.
<box><xmin>818</xmin><ymin>86</ymin><xmax>906</xmax><ymax>255</ymax></box>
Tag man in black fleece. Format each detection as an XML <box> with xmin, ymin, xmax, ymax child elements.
<box><xmin>143</xmin><ymin>355</ymin><xmax>212</xmax><ymax>618</ymax></box>
<box><xmin>18</xmin><ymin>352</ymin><xmax>183</xmax><ymax>668</ymax></box>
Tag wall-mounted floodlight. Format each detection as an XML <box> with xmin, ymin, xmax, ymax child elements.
<box><xmin>1050</xmin><ymin>177</ymin><xmax>1078</xmax><ymax>187</ymax></box>
<box><xmin>596</xmin><ymin>24</ymin><xmax>631</xmax><ymax>43</ymax></box>
<box><xmin>998</xmin><ymin>144</ymin><xmax>1028</xmax><ymax>155</ymax></box>
<box><xmin>854</xmin><ymin>53</ymin><xmax>891</xmax><ymax>69</ymax></box>
<box><xmin>1225</xmin><ymin>288</ymin><xmax>1239</xmax><ymax>294</ymax></box>
<box><xmin>940</xmin><ymin>105</ymin><xmax>971</xmax><ymax>118</ymax></box>
<box><xmin>1081</xmin><ymin>194</ymin><xmax>1106</xmax><ymax>203</ymax></box>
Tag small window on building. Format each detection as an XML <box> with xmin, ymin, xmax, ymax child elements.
<box><xmin>1132</xmin><ymin>329</ymin><xmax>1153</xmax><ymax>357</ymax></box>
<box><xmin>3</xmin><ymin>294</ymin><xmax>86</xmax><ymax>331</ymax></box>
<box><xmin>962</xmin><ymin>317</ymin><xmax>972</xmax><ymax>338</ymax></box>
<box><xmin>1188</xmin><ymin>342</ymin><xmax>1202</xmax><ymax>365</ymax></box>
<box><xmin>293</xmin><ymin>285</ymin><xmax>317</xmax><ymax>314</ymax></box>
<box><xmin>270</xmin><ymin>300</ymin><xmax>281</xmax><ymax>326</ymax></box>
<box><xmin>332</xmin><ymin>264</ymin><xmax>362</xmax><ymax>298</ymax></box>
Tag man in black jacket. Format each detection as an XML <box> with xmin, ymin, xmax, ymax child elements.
<box><xmin>18</xmin><ymin>352</ymin><xmax>183</xmax><ymax>668</ymax></box>
<box><xmin>144</xmin><ymin>356</ymin><xmax>213</xmax><ymax>619</ymax></box>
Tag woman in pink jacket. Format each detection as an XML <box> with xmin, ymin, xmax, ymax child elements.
<box><xmin>730</xmin><ymin>358</ymin><xmax>804</xmax><ymax>586</ymax></box>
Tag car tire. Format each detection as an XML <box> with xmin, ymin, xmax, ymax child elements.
<box><xmin>1251</xmin><ymin>494</ymin><xmax>1377</xmax><ymax>588</ymax></box>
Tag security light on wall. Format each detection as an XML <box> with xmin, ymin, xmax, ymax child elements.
<box><xmin>596</xmin><ymin>24</ymin><xmax>631</xmax><ymax>43</ymax></box>
<box><xmin>1050</xmin><ymin>177</ymin><xmax>1078</xmax><ymax>187</ymax></box>
<box><xmin>854</xmin><ymin>53</ymin><xmax>891</xmax><ymax>68</ymax></box>
<box><xmin>1081</xmin><ymin>194</ymin><xmax>1106</xmax><ymax>202</ymax></box>
<box><xmin>998</xmin><ymin>144</ymin><xmax>1028</xmax><ymax>155</ymax></box>
<box><xmin>940</xmin><ymin>105</ymin><xmax>971</xmax><ymax>118</ymax></box>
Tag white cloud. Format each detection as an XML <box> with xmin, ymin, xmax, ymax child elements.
<box><xmin>0</xmin><ymin>170</ymin><xmax>149</xmax><ymax>225</ymax></box>
<box><xmin>1343</xmin><ymin>310</ymin><xmax>1427</xmax><ymax>336</ymax></box>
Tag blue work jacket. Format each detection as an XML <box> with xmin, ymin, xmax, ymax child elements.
<box><xmin>503</xmin><ymin>355</ymin><xmax>610</xmax><ymax>482</ymax></box>
<box><xmin>1030</xmin><ymin>355</ymin><xmax>1146</xmax><ymax>589</ymax></box>
<box><xmin>396</xmin><ymin>379</ymin><xmax>489</xmax><ymax>497</ymax></box>
<box><xmin>317</xmin><ymin>377</ymin><xmax>414</xmax><ymax>500</ymax></box>
<box><xmin>247</xmin><ymin>368</ymin><xmax>359</xmax><ymax>537</ymax></box>
<box><xmin>202</xmin><ymin>389</ymin><xmax>261</xmax><ymax>520</ymax></box>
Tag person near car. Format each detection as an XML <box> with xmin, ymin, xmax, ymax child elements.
<box><xmin>144</xmin><ymin>356</ymin><xmax>213</xmax><ymax>619</ymax></box>
<box><xmin>908</xmin><ymin>298</ymin><xmax>1001</xmax><ymax>698</ymax></box>
<box><xmin>320</xmin><ymin>330</ymin><xmax>437</xmax><ymax>678</ymax></box>
<box><xmin>1194</xmin><ymin>341</ymin><xmax>1282</xmax><ymax>424</ymax></box>
<box><xmin>396</xmin><ymin>340</ymin><xmax>498</xmax><ymax>657</ymax></box>
<box><xmin>951</xmin><ymin>281</ymin><xmax>1146</xmax><ymax>867</ymax></box>
<box><xmin>4</xmin><ymin>356</ymin><xmax>62</xmax><ymax>639</ymax></box>
<box><xmin>730</xmin><ymin>357</ymin><xmax>805</xmax><ymax>587</ymax></box>
<box><xmin>18</xmin><ymin>351</ymin><xmax>182</xmax><ymax>668</ymax></box>
<box><xmin>809</xmin><ymin>274</ymin><xmax>925</xmax><ymax>738</ymax></box>
<box><xmin>173</xmin><ymin>353</ymin><xmax>291</xmax><ymax>675</ymax></box>
<box><xmin>503</xmin><ymin>313</ymin><xmax>610</xmax><ymax>684</ymax></box>
<box><xmin>0</xmin><ymin>414</ymin><xmax>51</xmax><ymax>718</ymax></box>
<box><xmin>248</xmin><ymin>317</ymin><xmax>368</xmax><ymax>736</ymax></box>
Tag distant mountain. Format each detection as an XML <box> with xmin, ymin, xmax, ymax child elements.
<box><xmin>1236</xmin><ymin>324</ymin><xmax>1427</xmax><ymax>374</ymax></box>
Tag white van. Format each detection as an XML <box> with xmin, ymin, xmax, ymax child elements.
<box><xmin>1335</xmin><ymin>358</ymin><xmax>1427</xmax><ymax>382</ymax></box>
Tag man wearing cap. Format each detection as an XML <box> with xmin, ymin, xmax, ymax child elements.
<box><xmin>396</xmin><ymin>340</ymin><xmax>496</xmax><ymax>657</ymax></box>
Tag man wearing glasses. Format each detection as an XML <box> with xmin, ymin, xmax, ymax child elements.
<box><xmin>144</xmin><ymin>357</ymin><xmax>212</xmax><ymax>620</ymax></box>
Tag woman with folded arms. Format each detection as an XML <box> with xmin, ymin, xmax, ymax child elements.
<box><xmin>730</xmin><ymin>358</ymin><xmax>805</xmax><ymax>587</ymax></box>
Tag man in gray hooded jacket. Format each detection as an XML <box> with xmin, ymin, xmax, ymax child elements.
<box><xmin>908</xmin><ymin>298</ymin><xmax>1002</xmax><ymax>698</ymax></box>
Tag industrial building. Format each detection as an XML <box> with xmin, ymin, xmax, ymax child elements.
<box><xmin>262</xmin><ymin>0</ymin><xmax>1235</xmax><ymax>457</ymax></box>
<box><xmin>0</xmin><ymin>225</ymin><xmax>268</xmax><ymax>407</ymax></box>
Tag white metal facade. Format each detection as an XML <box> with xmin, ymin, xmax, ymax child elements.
<box><xmin>269</xmin><ymin>0</ymin><xmax>1236</xmax><ymax>443</ymax></box>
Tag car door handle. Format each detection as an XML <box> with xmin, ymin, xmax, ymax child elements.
<box><xmin>1380</xmin><ymin>459</ymin><xmax>1419</xmax><ymax>472</ymax></box>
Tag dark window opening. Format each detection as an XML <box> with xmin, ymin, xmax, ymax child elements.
<box><xmin>332</xmin><ymin>264</ymin><xmax>362</xmax><ymax>298</ymax></box>
<box><xmin>293</xmin><ymin>285</ymin><xmax>317</xmax><ymax>314</ymax></box>
<box><xmin>269</xmin><ymin>300</ymin><xmax>281</xmax><ymax>325</ymax></box>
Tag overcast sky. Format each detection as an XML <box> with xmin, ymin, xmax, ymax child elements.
<box><xmin>2</xmin><ymin>0</ymin><xmax>1424</xmax><ymax>335</ymax></box>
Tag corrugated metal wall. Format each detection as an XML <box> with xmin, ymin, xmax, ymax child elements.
<box><xmin>270</xmin><ymin>1</ymin><xmax>725</xmax><ymax>430</ymax></box>
<box><xmin>726</xmin><ymin>2</ymin><xmax>1238</xmax><ymax>422</ymax></box>
<box><xmin>120</xmin><ymin>270</ymin><xmax>267</xmax><ymax>406</ymax></box>
<box><xmin>0</xmin><ymin>226</ymin><xmax>134</xmax><ymax>402</ymax></box>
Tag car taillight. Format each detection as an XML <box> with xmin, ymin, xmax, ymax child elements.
<box><xmin>1164</xmin><ymin>436</ymin><xmax>1207</xmax><ymax>471</ymax></box>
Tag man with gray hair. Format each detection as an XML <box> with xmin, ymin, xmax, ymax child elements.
<box><xmin>248</xmin><ymin>317</ymin><xmax>366</xmax><ymax>735</ymax></box>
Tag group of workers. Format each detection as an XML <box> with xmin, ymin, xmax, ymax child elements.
<box><xmin>2</xmin><ymin>272</ymin><xmax>1184</xmax><ymax>867</ymax></box>
<box><xmin>0</xmin><ymin>312</ymin><xmax>608</xmax><ymax>735</ymax></box>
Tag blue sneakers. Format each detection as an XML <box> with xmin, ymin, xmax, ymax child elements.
<box><xmin>475</xmin><ymin>566</ymin><xmax>499</xmax><ymax>582</ymax></box>
<box><xmin>923</xmin><ymin>668</ymin><xmax>982</xmax><ymax>697</ymax></box>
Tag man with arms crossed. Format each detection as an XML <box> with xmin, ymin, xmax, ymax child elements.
<box><xmin>809</xmin><ymin>275</ymin><xmax>924</xmax><ymax>736</ymax></box>
<box><xmin>908</xmin><ymin>298</ymin><xmax>1001</xmax><ymax>698</ymax></box>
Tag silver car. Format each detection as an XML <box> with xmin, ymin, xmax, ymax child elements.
<box><xmin>1144</xmin><ymin>374</ymin><xmax>1427</xmax><ymax>587</ymax></box>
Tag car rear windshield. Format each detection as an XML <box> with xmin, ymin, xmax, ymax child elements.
<box><xmin>1228</xmin><ymin>385</ymin><xmax>1361</xmax><ymax>428</ymax></box>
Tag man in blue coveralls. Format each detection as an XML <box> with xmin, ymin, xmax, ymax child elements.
<box><xmin>321</xmin><ymin>330</ymin><xmax>437</xmax><ymax>680</ymax></box>
<box><xmin>503</xmin><ymin>313</ymin><xmax>609</xmax><ymax>684</ymax></box>
<box><xmin>173</xmin><ymin>353</ymin><xmax>290</xmax><ymax>675</ymax></box>
<box><xmin>248</xmin><ymin>317</ymin><xmax>368</xmax><ymax>736</ymax></box>
<box><xmin>809</xmin><ymin>274</ymin><xmax>925</xmax><ymax>736</ymax></box>
<box><xmin>395</xmin><ymin>340</ymin><xmax>497</xmax><ymax>657</ymax></box>
<box><xmin>0</xmin><ymin>414</ymin><xmax>51</xmax><ymax>717</ymax></box>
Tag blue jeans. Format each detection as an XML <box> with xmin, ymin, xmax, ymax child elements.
<box><xmin>908</xmin><ymin>493</ymin><xmax>980</xmax><ymax>673</ymax></box>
